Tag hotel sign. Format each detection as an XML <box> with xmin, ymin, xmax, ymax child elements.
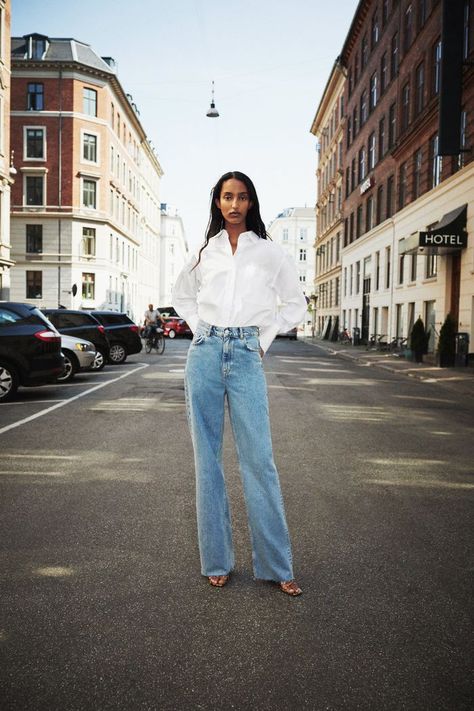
<box><xmin>419</xmin><ymin>231</ymin><xmax>467</xmax><ymax>249</ymax></box>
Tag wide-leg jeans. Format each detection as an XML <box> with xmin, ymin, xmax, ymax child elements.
<box><xmin>184</xmin><ymin>320</ymin><xmax>294</xmax><ymax>581</ymax></box>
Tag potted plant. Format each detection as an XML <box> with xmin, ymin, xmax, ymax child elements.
<box><xmin>437</xmin><ymin>313</ymin><xmax>456</xmax><ymax>367</ymax></box>
<box><xmin>409</xmin><ymin>317</ymin><xmax>428</xmax><ymax>363</ymax></box>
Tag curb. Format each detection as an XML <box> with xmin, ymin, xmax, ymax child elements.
<box><xmin>300</xmin><ymin>338</ymin><xmax>472</xmax><ymax>386</ymax></box>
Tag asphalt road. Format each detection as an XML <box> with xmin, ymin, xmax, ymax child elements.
<box><xmin>0</xmin><ymin>338</ymin><xmax>473</xmax><ymax>711</ymax></box>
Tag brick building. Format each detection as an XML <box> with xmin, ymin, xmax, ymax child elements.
<box><xmin>0</xmin><ymin>0</ymin><xmax>13</xmax><ymax>298</ymax></box>
<box><xmin>330</xmin><ymin>0</ymin><xmax>473</xmax><ymax>351</ymax></box>
<box><xmin>9</xmin><ymin>33</ymin><xmax>163</xmax><ymax>320</ymax></box>
<box><xmin>310</xmin><ymin>59</ymin><xmax>345</xmax><ymax>337</ymax></box>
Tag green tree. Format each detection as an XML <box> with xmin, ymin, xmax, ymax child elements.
<box><xmin>437</xmin><ymin>313</ymin><xmax>457</xmax><ymax>367</ymax></box>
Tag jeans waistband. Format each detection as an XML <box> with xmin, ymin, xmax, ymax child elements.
<box><xmin>197</xmin><ymin>320</ymin><xmax>259</xmax><ymax>339</ymax></box>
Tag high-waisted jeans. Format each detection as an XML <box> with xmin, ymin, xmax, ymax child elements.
<box><xmin>184</xmin><ymin>320</ymin><xmax>294</xmax><ymax>581</ymax></box>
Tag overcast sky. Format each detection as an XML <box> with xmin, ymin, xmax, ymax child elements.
<box><xmin>12</xmin><ymin>0</ymin><xmax>359</xmax><ymax>249</ymax></box>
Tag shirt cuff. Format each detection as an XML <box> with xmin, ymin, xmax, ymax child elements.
<box><xmin>259</xmin><ymin>322</ymin><xmax>280</xmax><ymax>353</ymax></box>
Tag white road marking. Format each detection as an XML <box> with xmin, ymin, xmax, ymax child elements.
<box><xmin>2</xmin><ymin>453</ymin><xmax>80</xmax><ymax>460</ymax></box>
<box><xmin>0</xmin><ymin>363</ymin><xmax>149</xmax><ymax>437</ymax></box>
<box><xmin>0</xmin><ymin>399</ymin><xmax>65</xmax><ymax>406</ymax></box>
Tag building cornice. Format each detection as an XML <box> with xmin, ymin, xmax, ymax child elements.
<box><xmin>310</xmin><ymin>59</ymin><xmax>345</xmax><ymax>136</ymax></box>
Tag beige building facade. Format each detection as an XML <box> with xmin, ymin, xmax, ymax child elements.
<box><xmin>310</xmin><ymin>60</ymin><xmax>345</xmax><ymax>338</ymax></box>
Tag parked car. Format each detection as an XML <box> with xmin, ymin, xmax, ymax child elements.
<box><xmin>0</xmin><ymin>302</ymin><xmax>64</xmax><ymax>402</ymax></box>
<box><xmin>42</xmin><ymin>309</ymin><xmax>110</xmax><ymax>370</ymax></box>
<box><xmin>157</xmin><ymin>306</ymin><xmax>179</xmax><ymax>318</ymax></box>
<box><xmin>87</xmin><ymin>311</ymin><xmax>142</xmax><ymax>363</ymax></box>
<box><xmin>57</xmin><ymin>334</ymin><xmax>96</xmax><ymax>383</ymax></box>
<box><xmin>276</xmin><ymin>327</ymin><xmax>298</xmax><ymax>340</ymax></box>
<box><xmin>162</xmin><ymin>316</ymin><xmax>192</xmax><ymax>339</ymax></box>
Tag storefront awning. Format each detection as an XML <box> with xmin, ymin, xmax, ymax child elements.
<box><xmin>399</xmin><ymin>204</ymin><xmax>468</xmax><ymax>256</ymax></box>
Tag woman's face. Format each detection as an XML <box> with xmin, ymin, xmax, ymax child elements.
<box><xmin>216</xmin><ymin>178</ymin><xmax>253</xmax><ymax>228</ymax></box>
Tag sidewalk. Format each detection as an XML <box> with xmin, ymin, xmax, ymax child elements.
<box><xmin>302</xmin><ymin>336</ymin><xmax>474</xmax><ymax>395</ymax></box>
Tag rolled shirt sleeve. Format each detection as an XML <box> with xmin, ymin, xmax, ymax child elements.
<box><xmin>171</xmin><ymin>254</ymin><xmax>201</xmax><ymax>334</ymax></box>
<box><xmin>259</xmin><ymin>253</ymin><xmax>308</xmax><ymax>353</ymax></box>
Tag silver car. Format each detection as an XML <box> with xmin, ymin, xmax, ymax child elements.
<box><xmin>57</xmin><ymin>334</ymin><xmax>96</xmax><ymax>383</ymax></box>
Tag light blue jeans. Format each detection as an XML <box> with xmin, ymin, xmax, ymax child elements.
<box><xmin>184</xmin><ymin>320</ymin><xmax>294</xmax><ymax>581</ymax></box>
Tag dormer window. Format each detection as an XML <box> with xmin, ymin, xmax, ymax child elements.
<box><xmin>25</xmin><ymin>34</ymin><xmax>49</xmax><ymax>60</ymax></box>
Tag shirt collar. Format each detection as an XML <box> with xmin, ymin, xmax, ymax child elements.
<box><xmin>218</xmin><ymin>229</ymin><xmax>259</xmax><ymax>242</ymax></box>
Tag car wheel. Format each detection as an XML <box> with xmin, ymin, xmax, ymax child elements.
<box><xmin>108</xmin><ymin>343</ymin><xmax>127</xmax><ymax>364</ymax></box>
<box><xmin>168</xmin><ymin>329</ymin><xmax>176</xmax><ymax>339</ymax></box>
<box><xmin>90</xmin><ymin>349</ymin><xmax>106</xmax><ymax>371</ymax></box>
<box><xmin>0</xmin><ymin>363</ymin><xmax>19</xmax><ymax>402</ymax></box>
<box><xmin>56</xmin><ymin>351</ymin><xmax>78</xmax><ymax>383</ymax></box>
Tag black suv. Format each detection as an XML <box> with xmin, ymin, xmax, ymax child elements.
<box><xmin>0</xmin><ymin>302</ymin><xmax>64</xmax><ymax>402</ymax></box>
<box><xmin>42</xmin><ymin>309</ymin><xmax>110</xmax><ymax>370</ymax></box>
<box><xmin>87</xmin><ymin>311</ymin><xmax>142</xmax><ymax>364</ymax></box>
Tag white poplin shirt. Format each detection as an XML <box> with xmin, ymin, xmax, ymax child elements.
<box><xmin>172</xmin><ymin>230</ymin><xmax>308</xmax><ymax>353</ymax></box>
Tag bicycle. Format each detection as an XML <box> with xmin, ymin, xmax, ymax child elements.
<box><xmin>144</xmin><ymin>327</ymin><xmax>165</xmax><ymax>355</ymax></box>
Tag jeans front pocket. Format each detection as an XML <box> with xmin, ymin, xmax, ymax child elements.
<box><xmin>192</xmin><ymin>331</ymin><xmax>207</xmax><ymax>346</ymax></box>
<box><xmin>244</xmin><ymin>334</ymin><xmax>261</xmax><ymax>354</ymax></box>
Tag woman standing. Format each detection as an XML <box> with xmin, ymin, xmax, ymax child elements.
<box><xmin>172</xmin><ymin>171</ymin><xmax>307</xmax><ymax>596</ymax></box>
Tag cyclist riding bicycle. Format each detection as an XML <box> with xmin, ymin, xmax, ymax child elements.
<box><xmin>144</xmin><ymin>304</ymin><xmax>164</xmax><ymax>345</ymax></box>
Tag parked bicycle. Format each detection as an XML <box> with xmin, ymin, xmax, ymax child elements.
<box><xmin>144</xmin><ymin>326</ymin><xmax>165</xmax><ymax>355</ymax></box>
<box><xmin>338</xmin><ymin>328</ymin><xmax>352</xmax><ymax>344</ymax></box>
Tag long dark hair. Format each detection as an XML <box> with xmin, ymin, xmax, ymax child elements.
<box><xmin>194</xmin><ymin>171</ymin><xmax>268</xmax><ymax>267</ymax></box>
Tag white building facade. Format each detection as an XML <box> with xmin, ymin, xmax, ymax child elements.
<box><xmin>158</xmin><ymin>203</ymin><xmax>188</xmax><ymax>308</ymax></box>
<box><xmin>267</xmin><ymin>207</ymin><xmax>314</xmax><ymax>334</ymax></box>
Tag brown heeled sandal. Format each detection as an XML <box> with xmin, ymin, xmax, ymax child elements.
<box><xmin>208</xmin><ymin>575</ymin><xmax>229</xmax><ymax>588</ymax></box>
<box><xmin>279</xmin><ymin>580</ymin><xmax>302</xmax><ymax>596</ymax></box>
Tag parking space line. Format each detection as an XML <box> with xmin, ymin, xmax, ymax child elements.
<box><xmin>0</xmin><ymin>399</ymin><xmax>65</xmax><ymax>406</ymax></box>
<box><xmin>0</xmin><ymin>363</ymin><xmax>149</xmax><ymax>437</ymax></box>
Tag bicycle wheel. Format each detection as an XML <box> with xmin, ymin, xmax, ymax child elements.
<box><xmin>156</xmin><ymin>334</ymin><xmax>165</xmax><ymax>354</ymax></box>
<box><xmin>145</xmin><ymin>340</ymin><xmax>152</xmax><ymax>354</ymax></box>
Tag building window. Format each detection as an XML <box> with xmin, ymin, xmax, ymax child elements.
<box><xmin>375</xmin><ymin>251</ymin><xmax>380</xmax><ymax>290</ymax></box>
<box><xmin>300</xmin><ymin>228</ymin><xmax>307</xmax><ymax>241</ymax></box>
<box><xmin>29</xmin><ymin>37</ymin><xmax>46</xmax><ymax>60</ymax></box>
<box><xmin>415</xmin><ymin>62</ymin><xmax>425</xmax><ymax>115</ymax></box>
<box><xmin>458</xmin><ymin>110</ymin><xmax>468</xmax><ymax>169</ymax></box>
<box><xmin>371</xmin><ymin>12</ymin><xmax>380</xmax><ymax>47</ymax></box>
<box><xmin>346</xmin><ymin>116</ymin><xmax>352</xmax><ymax>148</ymax></box>
<box><xmin>398</xmin><ymin>246</ymin><xmax>405</xmax><ymax>285</ymax></box>
<box><xmin>401</xmin><ymin>82</ymin><xmax>410</xmax><ymax>132</ymax></box>
<box><xmin>282</xmin><ymin>228</ymin><xmax>288</xmax><ymax>242</ymax></box>
<box><xmin>355</xmin><ymin>261</ymin><xmax>361</xmax><ymax>294</ymax></box>
<box><xmin>426</xmin><ymin>253</ymin><xmax>437</xmax><ymax>278</ymax></box>
<box><xmin>351</xmin><ymin>158</ymin><xmax>356</xmax><ymax>191</ymax></box>
<box><xmin>398</xmin><ymin>162</ymin><xmax>407</xmax><ymax>209</ymax></box>
<box><xmin>26</xmin><ymin>271</ymin><xmax>42</xmax><ymax>298</ymax></box>
<box><xmin>25</xmin><ymin>175</ymin><xmax>44</xmax><ymax>205</ymax></box>
<box><xmin>418</xmin><ymin>0</ymin><xmax>427</xmax><ymax>29</ymax></box>
<box><xmin>26</xmin><ymin>224</ymin><xmax>43</xmax><ymax>253</ymax></box>
<box><xmin>404</xmin><ymin>4</ymin><xmax>413</xmax><ymax>52</ymax></box>
<box><xmin>410</xmin><ymin>254</ymin><xmax>417</xmax><ymax>282</ymax></box>
<box><xmin>82</xmin><ymin>179</ymin><xmax>97</xmax><ymax>209</ymax></box>
<box><xmin>352</xmin><ymin>106</ymin><xmax>358</xmax><ymax>138</ymax></box>
<box><xmin>299</xmin><ymin>249</ymin><xmax>307</xmax><ymax>261</ymax></box>
<box><xmin>82</xmin><ymin>272</ymin><xmax>95</xmax><ymax>299</ymax></box>
<box><xmin>350</xmin><ymin>264</ymin><xmax>354</xmax><ymax>295</ymax></box>
<box><xmin>381</xmin><ymin>52</ymin><xmax>388</xmax><ymax>93</ymax></box>
<box><xmin>358</xmin><ymin>147</ymin><xmax>367</xmax><ymax>182</ymax></box>
<box><xmin>360</xmin><ymin>90</ymin><xmax>368</xmax><ymax>126</ymax></box>
<box><xmin>82</xmin><ymin>227</ymin><xmax>96</xmax><ymax>257</ymax></box>
<box><xmin>391</xmin><ymin>32</ymin><xmax>399</xmax><ymax>79</ymax></box>
<box><xmin>370</xmin><ymin>72</ymin><xmax>378</xmax><ymax>111</ymax></box>
<box><xmin>27</xmin><ymin>83</ymin><xmax>44</xmax><ymax>111</ymax></box>
<box><xmin>356</xmin><ymin>205</ymin><xmax>363</xmax><ymax>238</ymax></box>
<box><xmin>464</xmin><ymin>0</ymin><xmax>471</xmax><ymax>59</ymax></box>
<box><xmin>368</xmin><ymin>131</ymin><xmax>377</xmax><ymax>170</ymax></box>
<box><xmin>388</xmin><ymin>102</ymin><xmax>397</xmax><ymax>148</ymax></box>
<box><xmin>429</xmin><ymin>134</ymin><xmax>442</xmax><ymax>187</ymax></box>
<box><xmin>83</xmin><ymin>87</ymin><xmax>97</xmax><ymax>117</ymax></box>
<box><xmin>25</xmin><ymin>127</ymin><xmax>45</xmax><ymax>159</ymax></box>
<box><xmin>366</xmin><ymin>195</ymin><xmax>375</xmax><ymax>232</ymax></box>
<box><xmin>432</xmin><ymin>39</ymin><xmax>442</xmax><ymax>96</ymax></box>
<box><xmin>83</xmin><ymin>133</ymin><xmax>98</xmax><ymax>162</ymax></box>
<box><xmin>379</xmin><ymin>116</ymin><xmax>386</xmax><ymax>158</ymax></box>
<box><xmin>413</xmin><ymin>149</ymin><xmax>423</xmax><ymax>199</ymax></box>
<box><xmin>376</xmin><ymin>184</ymin><xmax>384</xmax><ymax>224</ymax></box>
<box><xmin>385</xmin><ymin>246</ymin><xmax>391</xmax><ymax>288</ymax></box>
<box><xmin>361</xmin><ymin>33</ymin><xmax>369</xmax><ymax>68</ymax></box>
<box><xmin>386</xmin><ymin>175</ymin><xmax>395</xmax><ymax>218</ymax></box>
<box><xmin>383</xmin><ymin>0</ymin><xmax>389</xmax><ymax>25</ymax></box>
